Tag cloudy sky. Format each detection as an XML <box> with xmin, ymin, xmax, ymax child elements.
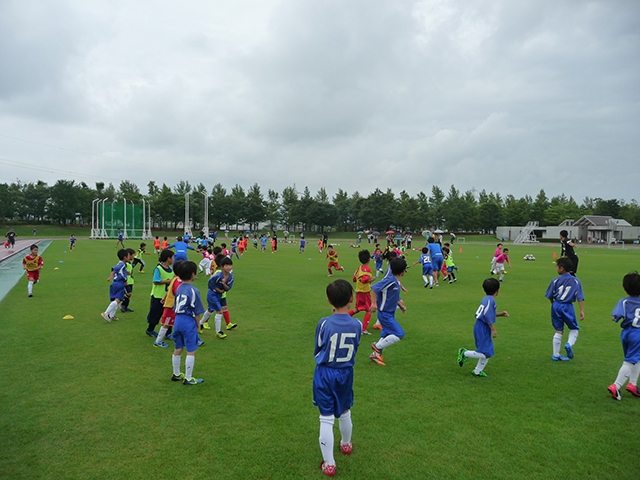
<box><xmin>0</xmin><ymin>0</ymin><xmax>638</xmax><ymax>202</ymax></box>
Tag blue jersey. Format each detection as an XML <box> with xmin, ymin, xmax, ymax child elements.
<box><xmin>474</xmin><ymin>295</ymin><xmax>497</xmax><ymax>357</ymax></box>
<box><xmin>168</xmin><ymin>241</ymin><xmax>195</xmax><ymax>261</ymax></box>
<box><xmin>261</xmin><ymin>238</ymin><xmax>267</xmax><ymax>247</ymax></box>
<box><xmin>314</xmin><ymin>313</ymin><xmax>362</xmax><ymax>368</ymax></box>
<box><xmin>612</xmin><ymin>296</ymin><xmax>640</xmax><ymax>330</ymax></box>
<box><xmin>174</xmin><ymin>283</ymin><xmax>205</xmax><ymax>318</ymax></box>
<box><xmin>545</xmin><ymin>274</ymin><xmax>585</xmax><ymax>304</ymax></box>
<box><xmin>207</xmin><ymin>271</ymin><xmax>234</xmax><ymax>302</ymax></box>
<box><xmin>427</xmin><ymin>243</ymin><xmax>443</xmax><ymax>259</ymax></box>
<box><xmin>112</xmin><ymin>261</ymin><xmax>128</xmax><ymax>284</ymax></box>
<box><xmin>372</xmin><ymin>275</ymin><xmax>401</xmax><ymax>313</ymax></box>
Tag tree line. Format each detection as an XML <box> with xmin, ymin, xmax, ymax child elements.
<box><xmin>1</xmin><ymin>179</ymin><xmax>639</xmax><ymax>233</ymax></box>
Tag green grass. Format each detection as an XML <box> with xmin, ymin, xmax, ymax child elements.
<box><xmin>0</xmin><ymin>240</ymin><xmax>638</xmax><ymax>479</ymax></box>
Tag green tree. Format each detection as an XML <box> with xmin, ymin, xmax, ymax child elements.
<box><xmin>245</xmin><ymin>183</ymin><xmax>266</xmax><ymax>230</ymax></box>
<box><xmin>531</xmin><ymin>189</ymin><xmax>549</xmax><ymax>225</ymax></box>
<box><xmin>228</xmin><ymin>184</ymin><xmax>247</xmax><ymax>229</ymax></box>
<box><xmin>210</xmin><ymin>184</ymin><xmax>230</xmax><ymax>230</ymax></box>
<box><xmin>265</xmin><ymin>189</ymin><xmax>281</xmax><ymax>230</ymax></box>
<box><xmin>280</xmin><ymin>186</ymin><xmax>299</xmax><ymax>231</ymax></box>
<box><xmin>332</xmin><ymin>189</ymin><xmax>351</xmax><ymax>232</ymax></box>
<box><xmin>49</xmin><ymin>180</ymin><xmax>79</xmax><ymax>224</ymax></box>
<box><xmin>430</xmin><ymin>186</ymin><xmax>445</xmax><ymax>228</ymax></box>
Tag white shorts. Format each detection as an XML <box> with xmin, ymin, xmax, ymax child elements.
<box><xmin>494</xmin><ymin>262</ymin><xmax>505</xmax><ymax>273</ymax></box>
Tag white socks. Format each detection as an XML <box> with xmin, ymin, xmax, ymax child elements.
<box><xmin>172</xmin><ymin>355</ymin><xmax>181</xmax><ymax>376</ymax></box>
<box><xmin>553</xmin><ymin>333</ymin><xmax>563</xmax><ymax>356</ymax></box>
<box><xmin>157</xmin><ymin>326</ymin><xmax>168</xmax><ymax>343</ymax></box>
<box><xmin>464</xmin><ymin>351</ymin><xmax>488</xmax><ymax>373</ymax></box>
<box><xmin>105</xmin><ymin>301</ymin><xmax>119</xmax><ymax>318</ymax></box>
<box><xmin>614</xmin><ymin>362</ymin><xmax>633</xmax><ymax>388</ymax></box>
<box><xmin>215</xmin><ymin>313</ymin><xmax>222</xmax><ymax>332</ymax></box>
<box><xmin>185</xmin><ymin>355</ymin><xmax>195</xmax><ymax>379</ymax></box>
<box><xmin>28</xmin><ymin>281</ymin><xmax>33</xmax><ymax>295</ymax></box>
<box><xmin>568</xmin><ymin>329</ymin><xmax>579</xmax><ymax>346</ymax></box>
<box><xmin>338</xmin><ymin>410</ymin><xmax>352</xmax><ymax>446</ymax></box>
<box><xmin>319</xmin><ymin>415</ymin><xmax>335</xmax><ymax>466</ymax></box>
<box><xmin>630</xmin><ymin>363</ymin><xmax>640</xmax><ymax>386</ymax></box>
<box><xmin>376</xmin><ymin>334</ymin><xmax>401</xmax><ymax>351</ymax></box>
<box><xmin>200</xmin><ymin>310</ymin><xmax>212</xmax><ymax>326</ymax></box>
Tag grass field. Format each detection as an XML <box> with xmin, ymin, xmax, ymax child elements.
<box><xmin>1</xmin><ymin>239</ymin><xmax>638</xmax><ymax>479</ymax></box>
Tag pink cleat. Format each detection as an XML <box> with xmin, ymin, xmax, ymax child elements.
<box><xmin>320</xmin><ymin>461</ymin><xmax>336</xmax><ymax>477</ymax></box>
<box><xmin>340</xmin><ymin>442</ymin><xmax>353</xmax><ymax>455</ymax></box>
<box><xmin>626</xmin><ymin>384</ymin><xmax>640</xmax><ymax>397</ymax></box>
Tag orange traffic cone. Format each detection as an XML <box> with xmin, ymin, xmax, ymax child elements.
<box><xmin>459</xmin><ymin>247</ymin><xmax>463</xmax><ymax>253</ymax></box>
<box><xmin>552</xmin><ymin>252</ymin><xmax>557</xmax><ymax>259</ymax></box>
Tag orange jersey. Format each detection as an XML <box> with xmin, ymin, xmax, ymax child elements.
<box><xmin>23</xmin><ymin>254</ymin><xmax>43</xmax><ymax>272</ymax></box>
<box><xmin>353</xmin><ymin>265</ymin><xmax>373</xmax><ymax>293</ymax></box>
<box><xmin>161</xmin><ymin>240</ymin><xmax>168</xmax><ymax>249</ymax></box>
<box><xmin>327</xmin><ymin>249</ymin><xmax>339</xmax><ymax>263</ymax></box>
<box><xmin>154</xmin><ymin>239</ymin><xmax>161</xmax><ymax>249</ymax></box>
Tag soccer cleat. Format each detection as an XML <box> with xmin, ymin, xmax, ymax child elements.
<box><xmin>226</xmin><ymin>322</ymin><xmax>238</xmax><ymax>330</ymax></box>
<box><xmin>145</xmin><ymin>330</ymin><xmax>158</xmax><ymax>338</ymax></box>
<box><xmin>424</xmin><ymin>284</ymin><xmax>429</xmax><ymax>288</ymax></box>
<box><xmin>564</xmin><ymin>343</ymin><xmax>574</xmax><ymax>359</ymax></box>
<box><xmin>608</xmin><ymin>384</ymin><xmax>621</xmax><ymax>401</ymax></box>
<box><xmin>171</xmin><ymin>373</ymin><xmax>185</xmax><ymax>382</ymax></box>
<box><xmin>370</xmin><ymin>352</ymin><xmax>386</xmax><ymax>366</ymax></box>
<box><xmin>216</xmin><ymin>331</ymin><xmax>227</xmax><ymax>339</ymax></box>
<box><xmin>197</xmin><ymin>339</ymin><xmax>205</xmax><ymax>346</ymax></box>
<box><xmin>153</xmin><ymin>341</ymin><xmax>168</xmax><ymax>348</ymax></box>
<box><xmin>371</xmin><ymin>342</ymin><xmax>382</xmax><ymax>355</ymax></box>
<box><xmin>435</xmin><ymin>283</ymin><xmax>440</xmax><ymax>287</ymax></box>
<box><xmin>202</xmin><ymin>322</ymin><xmax>211</xmax><ymax>330</ymax></box>
<box><xmin>361</xmin><ymin>330</ymin><xmax>371</xmax><ymax>335</ymax></box>
<box><xmin>551</xmin><ymin>355</ymin><xmax>570</xmax><ymax>361</ymax></box>
<box><xmin>125</xmin><ymin>308</ymin><xmax>134</xmax><ymax>312</ymax></box>
<box><xmin>373</xmin><ymin>323</ymin><xmax>382</xmax><ymax>330</ymax></box>
<box><xmin>139</xmin><ymin>270</ymin><xmax>145</xmax><ymax>274</ymax></box>
<box><xmin>183</xmin><ymin>377</ymin><xmax>204</xmax><ymax>385</ymax></box>
<box><xmin>626</xmin><ymin>384</ymin><xmax>640</xmax><ymax>397</ymax></box>
<box><xmin>101</xmin><ymin>312</ymin><xmax>111</xmax><ymax>323</ymax></box>
<box><xmin>320</xmin><ymin>461</ymin><xmax>336</xmax><ymax>477</ymax></box>
<box><xmin>111</xmin><ymin>316</ymin><xmax>119</xmax><ymax>321</ymax></box>
<box><xmin>166</xmin><ymin>333</ymin><xmax>175</xmax><ymax>341</ymax></box>
<box><xmin>472</xmin><ymin>370</ymin><xmax>488</xmax><ymax>377</ymax></box>
<box><xmin>28</xmin><ymin>294</ymin><xmax>33</xmax><ymax>298</ymax></box>
<box><xmin>429</xmin><ymin>285</ymin><xmax>433</xmax><ymax>289</ymax></box>
<box><xmin>327</xmin><ymin>274</ymin><xmax>333</xmax><ymax>277</ymax></box>
<box><xmin>457</xmin><ymin>348</ymin><xmax>467</xmax><ymax>367</ymax></box>
<box><xmin>340</xmin><ymin>441</ymin><xmax>353</xmax><ymax>455</ymax></box>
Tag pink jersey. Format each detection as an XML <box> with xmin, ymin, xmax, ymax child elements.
<box><xmin>494</xmin><ymin>248</ymin><xmax>502</xmax><ymax>258</ymax></box>
<box><xmin>495</xmin><ymin>253</ymin><xmax>508</xmax><ymax>264</ymax></box>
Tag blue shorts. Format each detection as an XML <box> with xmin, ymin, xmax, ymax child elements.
<box><xmin>173</xmin><ymin>315</ymin><xmax>199</xmax><ymax>352</ymax></box>
<box><xmin>377</xmin><ymin>311</ymin><xmax>405</xmax><ymax>339</ymax></box>
<box><xmin>313</xmin><ymin>365</ymin><xmax>354</xmax><ymax>417</ymax></box>
<box><xmin>375</xmin><ymin>260</ymin><xmax>383</xmax><ymax>270</ymax></box>
<box><xmin>109</xmin><ymin>282</ymin><xmax>126</xmax><ymax>301</ymax></box>
<box><xmin>432</xmin><ymin>257</ymin><xmax>443</xmax><ymax>271</ymax></box>
<box><xmin>422</xmin><ymin>265</ymin><xmax>434</xmax><ymax>275</ymax></box>
<box><xmin>474</xmin><ymin>321</ymin><xmax>494</xmax><ymax>358</ymax></box>
<box><xmin>621</xmin><ymin>328</ymin><xmax>640</xmax><ymax>364</ymax></box>
<box><xmin>551</xmin><ymin>302</ymin><xmax>580</xmax><ymax>331</ymax></box>
<box><xmin>207</xmin><ymin>293</ymin><xmax>223</xmax><ymax>312</ymax></box>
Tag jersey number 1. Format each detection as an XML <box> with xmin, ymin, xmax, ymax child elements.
<box><xmin>328</xmin><ymin>333</ymin><xmax>356</xmax><ymax>363</ymax></box>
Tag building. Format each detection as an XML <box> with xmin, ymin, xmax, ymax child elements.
<box><xmin>496</xmin><ymin>216</ymin><xmax>640</xmax><ymax>244</ymax></box>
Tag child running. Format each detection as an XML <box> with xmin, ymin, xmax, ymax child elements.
<box><xmin>22</xmin><ymin>244</ymin><xmax>44</xmax><ymax>298</ymax></box>
<box><xmin>69</xmin><ymin>234</ymin><xmax>76</xmax><ymax>252</ymax></box>
<box><xmin>101</xmin><ymin>249</ymin><xmax>130</xmax><ymax>322</ymax></box>
<box><xmin>199</xmin><ymin>256</ymin><xmax>235</xmax><ymax>339</ymax></box>
<box><xmin>493</xmin><ymin>248</ymin><xmax>511</xmax><ymax>282</ymax></box>
<box><xmin>154</xmin><ymin>261</ymin><xmax>183</xmax><ymax>348</ymax></box>
<box><xmin>545</xmin><ymin>257</ymin><xmax>585</xmax><ymax>361</ymax></box>
<box><xmin>442</xmin><ymin>246</ymin><xmax>458</xmax><ymax>284</ymax></box>
<box><xmin>457</xmin><ymin>278</ymin><xmax>509</xmax><ymax>377</ymax></box>
<box><xmin>171</xmin><ymin>261</ymin><xmax>206</xmax><ymax>385</ymax></box>
<box><xmin>153</xmin><ymin>236</ymin><xmax>161</xmax><ymax>254</ymax></box>
<box><xmin>326</xmin><ymin>245</ymin><xmax>344</xmax><ymax>277</ymax></box>
<box><xmin>132</xmin><ymin>243</ymin><xmax>148</xmax><ymax>273</ymax></box>
<box><xmin>370</xmin><ymin>257</ymin><xmax>408</xmax><ymax>366</ymax></box>
<box><xmin>313</xmin><ymin>279</ymin><xmax>362</xmax><ymax>478</ymax></box>
<box><xmin>490</xmin><ymin>243</ymin><xmax>503</xmax><ymax>275</ymax></box>
<box><xmin>372</xmin><ymin>244</ymin><xmax>384</xmax><ymax>277</ymax></box>
<box><xmin>120</xmin><ymin>248</ymin><xmax>136</xmax><ymax>313</ymax></box>
<box><xmin>607</xmin><ymin>271</ymin><xmax>640</xmax><ymax>400</ymax></box>
<box><xmin>348</xmin><ymin>250</ymin><xmax>377</xmax><ymax>335</ymax></box>
<box><xmin>413</xmin><ymin>247</ymin><xmax>434</xmax><ymax>289</ymax></box>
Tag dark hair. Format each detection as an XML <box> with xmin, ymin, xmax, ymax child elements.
<box><xmin>358</xmin><ymin>249</ymin><xmax>371</xmax><ymax>264</ymax></box>
<box><xmin>384</xmin><ymin>250</ymin><xmax>398</xmax><ymax>261</ymax></box>
<box><xmin>163</xmin><ymin>236</ymin><xmax>167</xmax><ymax>240</ymax></box>
<box><xmin>30</xmin><ymin>244</ymin><xmax>38</xmax><ymax>251</ymax></box>
<box><xmin>502</xmin><ymin>248</ymin><xmax>509</xmax><ymax>253</ymax></box>
<box><xmin>623</xmin><ymin>271</ymin><xmax>640</xmax><ymax>296</ymax></box>
<box><xmin>443</xmin><ymin>243</ymin><xmax>450</xmax><ymax>247</ymax></box>
<box><xmin>140</xmin><ymin>243</ymin><xmax>146</xmax><ymax>248</ymax></box>
<box><xmin>556</xmin><ymin>257</ymin><xmax>573</xmax><ymax>272</ymax></box>
<box><xmin>428</xmin><ymin>237</ymin><xmax>434</xmax><ymax>244</ymax></box>
<box><xmin>421</xmin><ymin>247</ymin><xmax>428</xmax><ymax>254</ymax></box>
<box><xmin>497</xmin><ymin>243</ymin><xmax>503</xmax><ymax>247</ymax></box>
<box><xmin>390</xmin><ymin>257</ymin><xmax>407</xmax><ymax>275</ymax></box>
<box><xmin>483</xmin><ymin>278</ymin><xmax>500</xmax><ymax>295</ymax></box>
<box><xmin>117</xmin><ymin>249</ymin><xmax>129</xmax><ymax>260</ymax></box>
<box><xmin>442</xmin><ymin>246</ymin><xmax>450</xmax><ymax>254</ymax></box>
<box><xmin>559</xmin><ymin>230</ymin><xmax>568</xmax><ymax>238</ymax></box>
<box><xmin>173</xmin><ymin>260</ymin><xmax>184</xmax><ymax>277</ymax></box>
<box><xmin>219</xmin><ymin>257</ymin><xmax>233</xmax><ymax>267</ymax></box>
<box><xmin>178</xmin><ymin>261</ymin><xmax>197</xmax><ymax>280</ymax></box>
<box><xmin>221</xmin><ymin>243</ymin><xmax>227</xmax><ymax>248</ymax></box>
<box><xmin>159</xmin><ymin>249</ymin><xmax>175</xmax><ymax>262</ymax></box>
<box><xmin>126</xmin><ymin>248</ymin><xmax>136</xmax><ymax>256</ymax></box>
<box><xmin>177</xmin><ymin>236</ymin><xmax>183</xmax><ymax>241</ymax></box>
<box><xmin>213</xmin><ymin>246</ymin><xmax>222</xmax><ymax>255</ymax></box>
<box><xmin>326</xmin><ymin>279</ymin><xmax>353</xmax><ymax>308</ymax></box>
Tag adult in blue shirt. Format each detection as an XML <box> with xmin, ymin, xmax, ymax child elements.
<box><xmin>168</xmin><ymin>236</ymin><xmax>196</xmax><ymax>262</ymax></box>
<box><xmin>427</xmin><ymin>237</ymin><xmax>444</xmax><ymax>286</ymax></box>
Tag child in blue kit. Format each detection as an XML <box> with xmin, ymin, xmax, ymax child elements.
<box><xmin>545</xmin><ymin>257</ymin><xmax>585</xmax><ymax>361</ymax></box>
<box><xmin>199</xmin><ymin>256</ymin><xmax>234</xmax><ymax>339</ymax></box>
<box><xmin>412</xmin><ymin>247</ymin><xmax>434</xmax><ymax>288</ymax></box>
<box><xmin>607</xmin><ymin>271</ymin><xmax>640</xmax><ymax>400</ymax></box>
<box><xmin>457</xmin><ymin>278</ymin><xmax>509</xmax><ymax>377</ymax></box>
<box><xmin>171</xmin><ymin>261</ymin><xmax>205</xmax><ymax>385</ymax></box>
<box><xmin>313</xmin><ymin>279</ymin><xmax>362</xmax><ymax>478</ymax></box>
<box><xmin>101</xmin><ymin>249</ymin><xmax>131</xmax><ymax>322</ymax></box>
<box><xmin>372</xmin><ymin>244</ymin><xmax>384</xmax><ymax>277</ymax></box>
<box><xmin>369</xmin><ymin>257</ymin><xmax>408</xmax><ymax>366</ymax></box>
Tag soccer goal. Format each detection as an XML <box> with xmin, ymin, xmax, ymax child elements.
<box><xmin>456</xmin><ymin>237</ymin><xmax>466</xmax><ymax>244</ymax></box>
<box><xmin>608</xmin><ymin>241</ymin><xmax>625</xmax><ymax>250</ymax></box>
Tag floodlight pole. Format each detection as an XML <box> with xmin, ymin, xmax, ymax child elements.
<box><xmin>130</xmin><ymin>200</ymin><xmax>135</xmax><ymax>239</ymax></box>
<box><xmin>100</xmin><ymin>198</ymin><xmax>108</xmax><ymax>238</ymax></box>
<box><xmin>184</xmin><ymin>193</ymin><xmax>192</xmax><ymax>237</ymax></box>
<box><xmin>203</xmin><ymin>192</ymin><xmax>209</xmax><ymax>237</ymax></box>
<box><xmin>91</xmin><ymin>199</ymin><xmax>98</xmax><ymax>238</ymax></box>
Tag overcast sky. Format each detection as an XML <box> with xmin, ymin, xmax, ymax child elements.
<box><xmin>0</xmin><ymin>0</ymin><xmax>638</xmax><ymax>202</ymax></box>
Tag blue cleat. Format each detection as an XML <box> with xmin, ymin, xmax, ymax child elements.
<box><xmin>564</xmin><ymin>343</ymin><xmax>574</xmax><ymax>359</ymax></box>
<box><xmin>552</xmin><ymin>355</ymin><xmax>570</xmax><ymax>361</ymax></box>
